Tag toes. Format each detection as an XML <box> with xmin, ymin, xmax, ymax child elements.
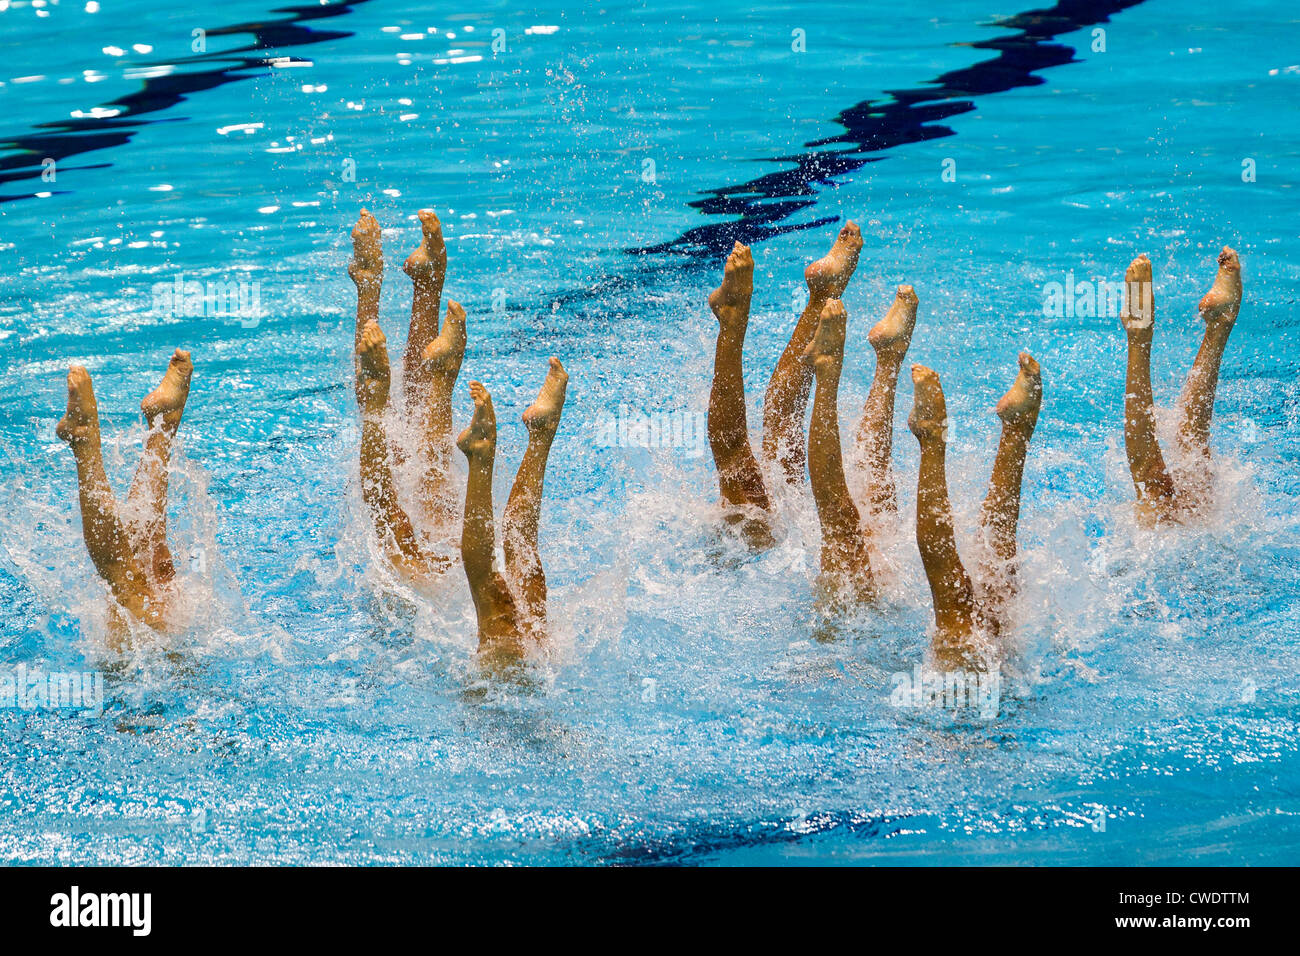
<box><xmin>417</xmin><ymin>208</ymin><xmax>442</xmax><ymax>236</ymax></box>
<box><xmin>360</xmin><ymin>320</ymin><xmax>385</xmax><ymax>349</ymax></box>
<box><xmin>1125</xmin><ymin>253</ymin><xmax>1152</xmax><ymax>283</ymax></box>
<box><xmin>819</xmin><ymin>298</ymin><xmax>847</xmax><ymax>321</ymax></box>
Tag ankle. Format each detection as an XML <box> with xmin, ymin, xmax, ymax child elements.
<box><xmin>871</xmin><ymin>356</ymin><xmax>903</xmax><ymax>380</ymax></box>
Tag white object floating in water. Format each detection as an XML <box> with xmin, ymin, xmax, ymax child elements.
<box><xmin>258</xmin><ymin>205</ymin><xmax>280</xmax><ymax>214</ymax></box>
<box><xmin>70</xmin><ymin>107</ymin><xmax>122</xmax><ymax>119</ymax></box>
<box><xmin>526</xmin><ymin>25</ymin><xmax>559</xmax><ymax>35</ymax></box>
<box><xmin>148</xmin><ymin>184</ymin><xmax>174</xmax><ymax>192</ymax></box>
<box><xmin>102</xmin><ymin>46</ymin><xmax>124</xmax><ymax>57</ymax></box>
<box><xmin>217</xmin><ymin>122</ymin><xmax>264</xmax><ymax>135</ymax></box>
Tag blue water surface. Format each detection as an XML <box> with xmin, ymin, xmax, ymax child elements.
<box><xmin>0</xmin><ymin>0</ymin><xmax>1298</xmax><ymax>865</ymax></box>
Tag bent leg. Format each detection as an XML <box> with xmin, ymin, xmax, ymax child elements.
<box><xmin>707</xmin><ymin>242</ymin><xmax>771</xmax><ymax>546</ymax></box>
<box><xmin>457</xmin><ymin>382</ymin><xmax>524</xmax><ymax>652</ymax></box>
<box><xmin>502</xmin><ymin>358</ymin><xmax>568</xmax><ymax>627</ymax></box>
<box><xmin>761</xmin><ymin>222</ymin><xmax>862</xmax><ymax>483</ymax></box>
<box><xmin>1176</xmin><ymin>247</ymin><xmax>1242</xmax><ymax>472</ymax></box>
<box><xmin>977</xmin><ymin>352</ymin><xmax>1042</xmax><ymax>630</ymax></box>
<box><xmin>126</xmin><ymin>348</ymin><xmax>193</xmax><ymax>584</ymax></box>
<box><xmin>57</xmin><ymin>366</ymin><xmax>154</xmax><ymax>625</ymax></box>
<box><xmin>855</xmin><ymin>284</ymin><xmax>918</xmax><ymax>521</ymax></box>
<box><xmin>909</xmin><ymin>365</ymin><xmax>979</xmax><ymax>667</ymax></box>
<box><xmin>1120</xmin><ymin>253</ymin><xmax>1177</xmax><ymax>522</ymax></box>
<box><xmin>802</xmin><ymin>299</ymin><xmax>873</xmax><ymax>601</ymax></box>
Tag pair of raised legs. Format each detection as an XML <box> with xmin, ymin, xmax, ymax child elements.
<box><xmin>56</xmin><ymin>349</ymin><xmax>194</xmax><ymax>648</ymax></box>
<box><xmin>454</xmin><ymin>365</ymin><xmax>568</xmax><ymax>658</ymax></box>
<box><xmin>1121</xmin><ymin>248</ymin><xmax>1243</xmax><ymax>524</ymax></box>
<box><xmin>348</xmin><ymin>208</ymin><xmax>463</xmax><ymax>580</ymax></box>
<box><xmin>907</xmin><ymin>356</ymin><xmax>1042</xmax><ymax>668</ymax></box>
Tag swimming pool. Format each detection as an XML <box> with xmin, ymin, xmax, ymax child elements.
<box><xmin>1</xmin><ymin>0</ymin><xmax>1297</xmax><ymax>865</ymax></box>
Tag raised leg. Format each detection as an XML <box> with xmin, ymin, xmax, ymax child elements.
<box><xmin>1120</xmin><ymin>253</ymin><xmax>1177</xmax><ymax>523</ymax></box>
<box><xmin>502</xmin><ymin>358</ymin><xmax>568</xmax><ymax>627</ymax></box>
<box><xmin>401</xmin><ymin>209</ymin><xmax>449</xmax><ymax>411</ymax></box>
<box><xmin>706</xmin><ymin>241</ymin><xmax>772</xmax><ymax>547</ymax></box>
<box><xmin>1176</xmin><ymin>247</ymin><xmax>1242</xmax><ymax>480</ymax></box>
<box><xmin>456</xmin><ymin>381</ymin><xmax>524</xmax><ymax>652</ymax></box>
<box><xmin>908</xmin><ymin>365</ymin><xmax>979</xmax><ymax>667</ymax></box>
<box><xmin>348</xmin><ymin>210</ymin><xmax>384</xmax><ymax>353</ymax></box>
<box><xmin>125</xmin><ymin>348</ymin><xmax>193</xmax><ymax>584</ymax></box>
<box><xmin>854</xmin><ymin>284</ymin><xmax>918</xmax><ymax>520</ymax></box>
<box><xmin>416</xmin><ymin>299</ymin><xmax>467</xmax><ymax>525</ymax></box>
<box><xmin>977</xmin><ymin>352</ymin><xmax>1042</xmax><ymax>630</ymax></box>
<box><xmin>355</xmin><ymin>320</ymin><xmax>430</xmax><ymax>574</ymax></box>
<box><xmin>57</xmin><ymin>367</ymin><xmax>156</xmax><ymax>627</ymax></box>
<box><xmin>761</xmin><ymin>221</ymin><xmax>862</xmax><ymax>483</ymax></box>
<box><xmin>802</xmin><ymin>299</ymin><xmax>873</xmax><ymax>602</ymax></box>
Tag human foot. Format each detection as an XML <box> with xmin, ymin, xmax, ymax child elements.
<box><xmin>355</xmin><ymin>320</ymin><xmax>391</xmax><ymax>414</ymax></box>
<box><xmin>348</xmin><ymin>209</ymin><xmax>383</xmax><ymax>287</ymax></box>
<box><xmin>456</xmin><ymin>381</ymin><xmax>497</xmax><ymax>460</ymax></box>
<box><xmin>804</xmin><ymin>221</ymin><xmax>862</xmax><ymax>298</ymax></box>
<box><xmin>522</xmin><ymin>357</ymin><xmax>568</xmax><ymax>437</ymax></box>
<box><xmin>56</xmin><ymin>365</ymin><xmax>101</xmax><ymax>446</ymax></box>
<box><xmin>908</xmin><ymin>364</ymin><xmax>949</xmax><ymax>443</ymax></box>
<box><xmin>995</xmin><ymin>351</ymin><xmax>1042</xmax><ymax>430</ymax></box>
<box><xmin>140</xmin><ymin>348</ymin><xmax>193</xmax><ymax>429</ymax></box>
<box><xmin>708</xmin><ymin>241</ymin><xmax>753</xmax><ymax>332</ymax></box>
<box><xmin>421</xmin><ymin>299</ymin><xmax>467</xmax><ymax>380</ymax></box>
<box><xmin>1198</xmin><ymin>246</ymin><xmax>1242</xmax><ymax>329</ymax></box>
<box><xmin>1121</xmin><ymin>253</ymin><xmax>1154</xmax><ymax>340</ymax></box>
<box><xmin>402</xmin><ymin>208</ymin><xmax>448</xmax><ymax>286</ymax></box>
<box><xmin>800</xmin><ymin>299</ymin><xmax>848</xmax><ymax>377</ymax></box>
<box><xmin>867</xmin><ymin>284</ymin><xmax>919</xmax><ymax>362</ymax></box>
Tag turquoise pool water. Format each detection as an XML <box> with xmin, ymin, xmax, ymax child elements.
<box><xmin>1</xmin><ymin>0</ymin><xmax>1298</xmax><ymax>864</ymax></box>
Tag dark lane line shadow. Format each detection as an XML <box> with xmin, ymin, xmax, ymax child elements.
<box><xmin>632</xmin><ymin>0</ymin><xmax>1146</xmax><ymax>258</ymax></box>
<box><xmin>0</xmin><ymin>0</ymin><xmax>375</xmax><ymax>203</ymax></box>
